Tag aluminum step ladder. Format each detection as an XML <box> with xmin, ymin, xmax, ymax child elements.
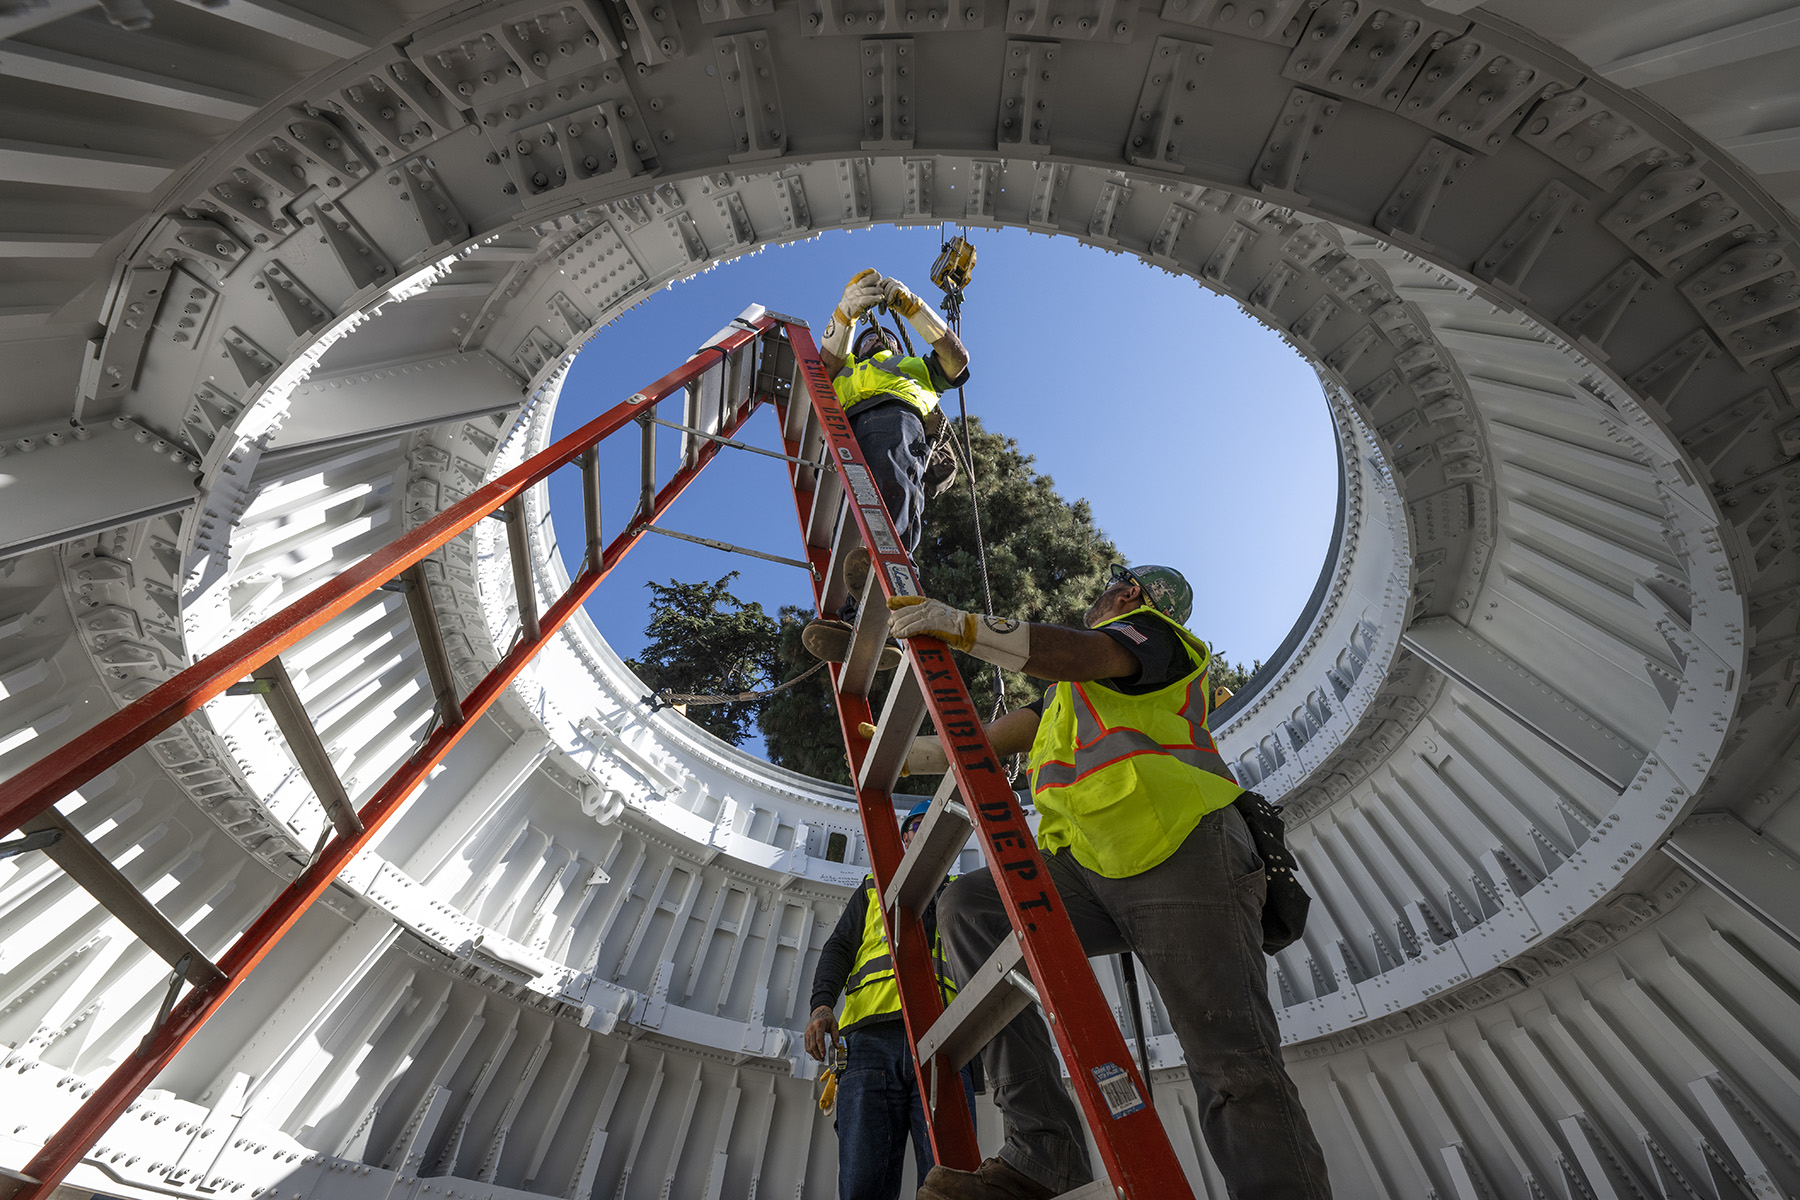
<box><xmin>777</xmin><ymin>324</ymin><xmax>1196</xmax><ymax>1200</ymax></box>
<box><xmin>0</xmin><ymin>309</ymin><xmax>785</xmax><ymax>1200</ymax></box>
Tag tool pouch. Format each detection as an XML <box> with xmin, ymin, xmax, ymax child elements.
<box><xmin>1233</xmin><ymin>791</ymin><xmax>1312</xmax><ymax>953</ymax></box>
<box><xmin>921</xmin><ymin>409</ymin><xmax>961</xmax><ymax>499</ymax></box>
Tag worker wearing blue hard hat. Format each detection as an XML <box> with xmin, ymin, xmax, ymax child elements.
<box><xmin>805</xmin><ymin>801</ymin><xmax>971</xmax><ymax>1200</ymax></box>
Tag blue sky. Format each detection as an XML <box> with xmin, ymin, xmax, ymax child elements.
<box><xmin>544</xmin><ymin>225</ymin><xmax>1336</xmax><ymax>726</ymax></box>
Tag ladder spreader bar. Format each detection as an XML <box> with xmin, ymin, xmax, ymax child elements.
<box><xmin>642</xmin><ymin>524</ymin><xmax>818</xmax><ymax>574</ymax></box>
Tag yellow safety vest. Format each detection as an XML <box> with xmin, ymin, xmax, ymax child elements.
<box><xmin>832</xmin><ymin>351</ymin><xmax>942</xmax><ymax>421</ymax></box>
<box><xmin>1027</xmin><ymin>606</ymin><xmax>1244</xmax><ymax>879</ymax></box>
<box><xmin>839</xmin><ymin>876</ymin><xmax>958</xmax><ymax>1033</ymax></box>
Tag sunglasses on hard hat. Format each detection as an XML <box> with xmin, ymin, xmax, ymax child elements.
<box><xmin>1106</xmin><ymin>563</ymin><xmax>1141</xmax><ymax>592</ymax></box>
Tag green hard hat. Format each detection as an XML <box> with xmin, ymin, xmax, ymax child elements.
<box><xmin>1123</xmin><ymin>563</ymin><xmax>1193</xmax><ymax>625</ymax></box>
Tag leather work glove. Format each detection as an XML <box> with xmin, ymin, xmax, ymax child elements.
<box><xmin>855</xmin><ymin>723</ymin><xmax>950</xmax><ymax>776</ymax></box>
<box><xmin>880</xmin><ymin>276</ymin><xmax>949</xmax><ymax>341</ymax></box>
<box><xmin>824</xmin><ymin>268</ymin><xmax>883</xmax><ymax>358</ymax></box>
<box><xmin>887</xmin><ymin>596</ymin><xmax>1031</xmax><ymax>672</ymax></box>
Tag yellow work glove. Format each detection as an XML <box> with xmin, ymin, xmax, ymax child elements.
<box><xmin>853</xmin><ymin>724</ymin><xmax>949</xmax><ymax>776</ymax></box>
<box><xmin>880</xmin><ymin>276</ymin><xmax>949</xmax><ymax>341</ymax></box>
<box><xmin>887</xmin><ymin>596</ymin><xmax>1031</xmax><ymax>672</ymax></box>
<box><xmin>824</xmin><ymin>268</ymin><xmax>882</xmax><ymax>359</ymax></box>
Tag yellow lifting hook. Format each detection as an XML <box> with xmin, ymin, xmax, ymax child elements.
<box><xmin>930</xmin><ymin>234</ymin><xmax>976</xmax><ymax>295</ymax></box>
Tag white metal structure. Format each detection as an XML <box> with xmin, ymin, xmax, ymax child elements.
<box><xmin>2</xmin><ymin>1</ymin><xmax>1799</xmax><ymax>1197</ymax></box>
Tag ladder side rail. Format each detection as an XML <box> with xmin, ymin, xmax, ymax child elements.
<box><xmin>780</xmin><ymin>328</ymin><xmax>984</xmax><ymax>1170</ymax></box>
<box><xmin>0</xmin><ymin>315</ymin><xmax>778</xmax><ymax>843</ymax></box>
<box><xmin>0</xmin><ymin>316</ymin><xmax>781</xmax><ymax>1200</ymax></box>
<box><xmin>8</xmin><ymin>539</ymin><xmax>616</xmax><ymax>1200</ymax></box>
<box><xmin>784</xmin><ymin>327</ymin><xmax>1197</xmax><ymax>1200</ymax></box>
<box><xmin>819</xmin><ymin>653</ymin><xmax>982</xmax><ymax>1172</ymax></box>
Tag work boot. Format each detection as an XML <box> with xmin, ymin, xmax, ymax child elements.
<box><xmin>800</xmin><ymin>619</ymin><xmax>902</xmax><ymax>671</ymax></box>
<box><xmin>844</xmin><ymin>545</ymin><xmax>872</xmax><ymax>597</ymax></box>
<box><xmin>918</xmin><ymin>1157</ymin><xmax>1057</xmax><ymax>1200</ymax></box>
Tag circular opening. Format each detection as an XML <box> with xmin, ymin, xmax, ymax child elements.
<box><xmin>543</xmin><ymin>225</ymin><xmax>1337</xmax><ymax>759</ymax></box>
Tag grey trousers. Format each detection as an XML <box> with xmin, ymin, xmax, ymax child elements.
<box><xmin>937</xmin><ymin>803</ymin><xmax>1333</xmax><ymax>1198</ymax></box>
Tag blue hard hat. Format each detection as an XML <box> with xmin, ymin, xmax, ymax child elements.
<box><xmin>904</xmin><ymin>800</ymin><xmax>932</xmax><ymax>825</ymax></box>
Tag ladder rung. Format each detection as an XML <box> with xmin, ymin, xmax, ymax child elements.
<box><xmin>21</xmin><ymin>809</ymin><xmax>226</xmax><ymax>987</ymax></box>
<box><xmin>580</xmin><ymin>447</ymin><xmax>602</xmax><ymax>573</ymax></box>
<box><xmin>884</xmin><ymin>772</ymin><xmax>971</xmax><ymax>917</ymax></box>
<box><xmin>1056</xmin><ymin>1181</ymin><xmax>1115</xmax><ymax>1200</ymax></box>
<box><xmin>804</xmin><ymin>462</ymin><xmax>843</xmax><ymax>549</ymax></box>
<box><xmin>782</xmin><ymin>360</ymin><xmax>814</xmax><ymax>442</ymax></box>
<box><xmin>839</xmin><ymin>571</ymin><xmax>892</xmax><ymax>699</ymax></box>
<box><xmin>250</xmin><ymin>657</ymin><xmax>362</xmax><ymax>839</ymax></box>
<box><xmin>820</xmin><ymin>503</ymin><xmax>859</xmax><ymax>617</ymax></box>
<box><xmin>638</xmin><ymin>412</ymin><xmax>656</xmax><ymax>518</ymax></box>
<box><xmin>915</xmin><ymin>932</ymin><xmax>1031</xmax><ymax>1071</ymax></box>
<box><xmin>681</xmin><ymin>353</ymin><xmax>727</xmax><ymax>468</ymax></box>
<box><xmin>859</xmin><ymin>665</ymin><xmax>925</xmax><ymax>791</ymax></box>
<box><xmin>401</xmin><ymin>564</ymin><xmax>464</xmax><ymax>729</ymax></box>
<box><xmin>503</xmin><ymin>495</ymin><xmax>540</xmax><ymax>642</ymax></box>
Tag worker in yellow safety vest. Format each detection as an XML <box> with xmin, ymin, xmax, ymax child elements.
<box><xmin>885</xmin><ymin>564</ymin><xmax>1333</xmax><ymax>1200</ymax></box>
<box><xmin>801</xmin><ymin>268</ymin><xmax>971</xmax><ymax>667</ymax></box>
<box><xmin>804</xmin><ymin>801</ymin><xmax>972</xmax><ymax>1200</ymax></box>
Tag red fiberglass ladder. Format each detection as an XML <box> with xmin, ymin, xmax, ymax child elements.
<box><xmin>0</xmin><ymin>310</ymin><xmax>1192</xmax><ymax>1200</ymax></box>
<box><xmin>774</xmin><ymin>323</ymin><xmax>1194</xmax><ymax>1200</ymax></box>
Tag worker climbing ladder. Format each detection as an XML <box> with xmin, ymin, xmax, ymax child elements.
<box><xmin>0</xmin><ymin>308</ymin><xmax>1193</xmax><ymax>1200</ymax></box>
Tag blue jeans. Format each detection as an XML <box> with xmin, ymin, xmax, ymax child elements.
<box><xmin>835</xmin><ymin>1021</ymin><xmax>975</xmax><ymax>1200</ymax></box>
<box><xmin>848</xmin><ymin>402</ymin><xmax>928</xmax><ymax>558</ymax></box>
<box><xmin>838</xmin><ymin>403</ymin><xmax>928</xmax><ymax>623</ymax></box>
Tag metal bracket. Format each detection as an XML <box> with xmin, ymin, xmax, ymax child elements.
<box><xmin>137</xmin><ymin>952</ymin><xmax>193</xmax><ymax>1057</ymax></box>
<box><xmin>0</xmin><ymin>828</ymin><xmax>62</xmax><ymax>862</ymax></box>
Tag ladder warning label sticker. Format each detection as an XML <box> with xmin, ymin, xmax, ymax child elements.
<box><xmin>842</xmin><ymin>464</ymin><xmax>880</xmax><ymax>506</ymax></box>
<box><xmin>886</xmin><ymin>564</ymin><xmax>919</xmax><ymax>596</ymax></box>
<box><xmin>861</xmin><ymin>509</ymin><xmax>900</xmax><ymax>554</ymax></box>
<box><xmin>1092</xmin><ymin>1063</ymin><xmax>1145</xmax><ymax>1119</ymax></box>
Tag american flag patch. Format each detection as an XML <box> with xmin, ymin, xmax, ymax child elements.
<box><xmin>1113</xmin><ymin>624</ymin><xmax>1148</xmax><ymax>644</ymax></box>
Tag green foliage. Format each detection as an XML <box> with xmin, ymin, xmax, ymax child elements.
<box><xmin>1209</xmin><ymin>654</ymin><xmax>1260</xmax><ymax>696</ymax></box>
<box><xmin>756</xmin><ymin>416</ymin><xmax>1120</xmax><ymax>784</ymax></box>
<box><xmin>757</xmin><ymin>607</ymin><xmax>854</xmax><ymax>785</ymax></box>
<box><xmin>626</xmin><ymin>573</ymin><xmax>779</xmax><ymax>746</ymax></box>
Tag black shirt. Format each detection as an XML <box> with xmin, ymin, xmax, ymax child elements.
<box><xmin>1024</xmin><ymin>612</ymin><xmax>1197</xmax><ymax>715</ymax></box>
<box><xmin>808</xmin><ymin>877</ymin><xmax>944</xmax><ymax>1025</ymax></box>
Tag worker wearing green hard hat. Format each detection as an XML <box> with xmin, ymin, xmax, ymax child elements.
<box><xmin>885</xmin><ymin>563</ymin><xmax>1332</xmax><ymax>1200</ymax></box>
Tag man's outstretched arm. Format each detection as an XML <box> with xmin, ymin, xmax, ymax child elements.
<box><xmin>888</xmin><ymin>599</ymin><xmax>1138</xmax><ymax>683</ymax></box>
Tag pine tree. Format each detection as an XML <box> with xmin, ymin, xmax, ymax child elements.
<box><xmin>626</xmin><ymin>573</ymin><xmax>779</xmax><ymax>746</ymax></box>
<box><xmin>632</xmin><ymin>419</ymin><xmax>1252</xmax><ymax>783</ymax></box>
<box><xmin>1209</xmin><ymin>655</ymin><xmax>1260</xmax><ymax>696</ymax></box>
